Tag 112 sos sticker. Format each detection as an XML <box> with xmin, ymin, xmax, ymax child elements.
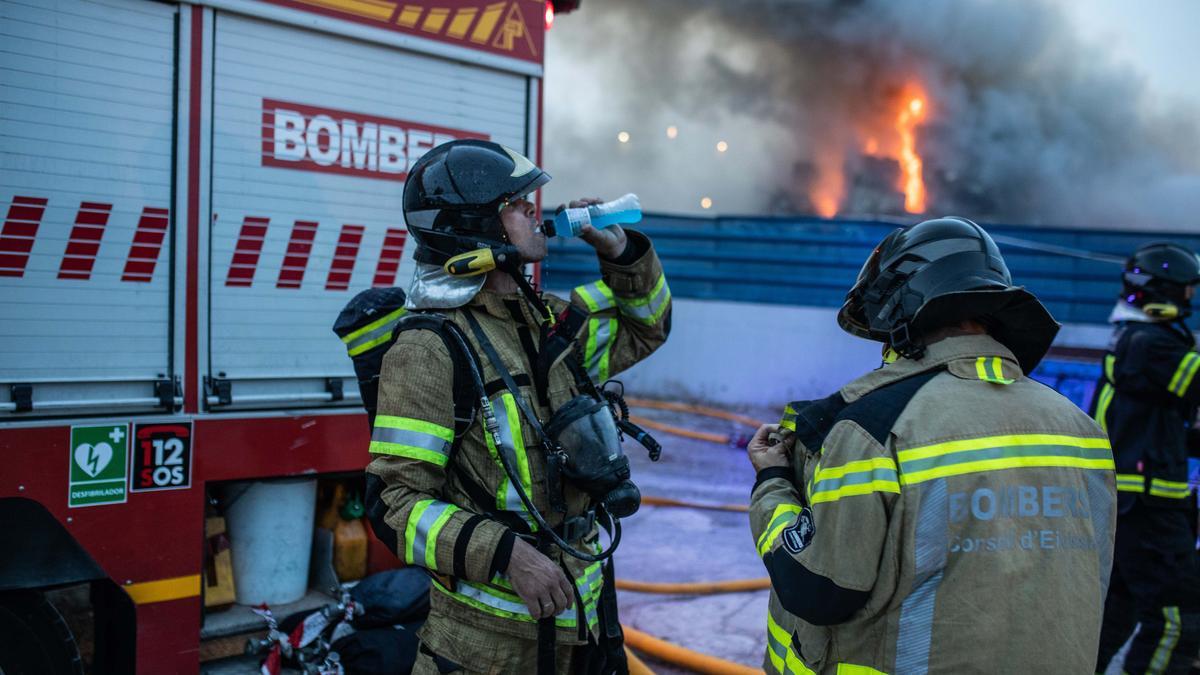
<box><xmin>131</xmin><ymin>423</ymin><xmax>192</xmax><ymax>492</ymax></box>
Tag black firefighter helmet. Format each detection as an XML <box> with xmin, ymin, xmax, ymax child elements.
<box><xmin>403</xmin><ymin>139</ymin><xmax>550</xmax><ymax>269</ymax></box>
<box><xmin>838</xmin><ymin>217</ymin><xmax>1060</xmax><ymax>373</ymax></box>
<box><xmin>1121</xmin><ymin>242</ymin><xmax>1200</xmax><ymax>320</ymax></box>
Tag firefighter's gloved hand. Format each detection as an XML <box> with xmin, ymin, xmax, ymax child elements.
<box><xmin>566</xmin><ymin>197</ymin><xmax>629</xmax><ymax>260</ymax></box>
<box><xmin>748</xmin><ymin>424</ymin><xmax>792</xmax><ymax>472</ymax></box>
<box><xmin>507</xmin><ymin>537</ymin><xmax>576</xmax><ymax>619</ymax></box>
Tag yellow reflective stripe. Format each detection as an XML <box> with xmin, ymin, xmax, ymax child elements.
<box><xmin>757</xmin><ymin>504</ymin><xmax>803</xmax><ymax>556</ymax></box>
<box><xmin>1104</xmin><ymin>354</ymin><xmax>1115</xmax><ymax>382</ymax></box>
<box><xmin>1094</xmin><ymin>383</ymin><xmax>1115</xmax><ymax>433</ymax></box>
<box><xmin>780</xmin><ymin>403</ymin><xmax>798</xmax><ymax>431</ymax></box>
<box><xmin>575</xmin><ymin>279</ymin><xmax>615</xmax><ymax>312</ymax></box>
<box><xmin>1167</xmin><ymin>352</ymin><xmax>1200</xmax><ymax>396</ymax></box>
<box><xmin>1116</xmin><ymin>473</ymin><xmax>1145</xmax><ymax>493</ymax></box>
<box><xmin>404</xmin><ymin>500</ymin><xmax>430</xmax><ymax>565</ymax></box>
<box><xmin>368</xmin><ymin>442</ymin><xmax>448</xmax><ymax>465</ymax></box>
<box><xmin>836</xmin><ymin>665</ymin><xmax>888</xmax><ymax>674</ymax></box>
<box><xmin>342</xmin><ymin>307</ymin><xmax>407</xmax><ymax>356</ymax></box>
<box><xmin>583</xmin><ymin>317</ymin><xmax>617</xmax><ymax>382</ymax></box>
<box><xmin>1149</xmin><ymin>478</ymin><xmax>1192</xmax><ymax>499</ymax></box>
<box><xmin>437</xmin><ymin>580</ymin><xmax>578</xmax><ymax>627</ymax></box>
<box><xmin>124</xmin><ymin>574</ymin><xmax>201</xmax><ymax>605</ymax></box>
<box><xmin>1148</xmin><ymin>605</ymin><xmax>1182</xmax><ymax>674</ymax></box>
<box><xmin>615</xmin><ymin>273</ymin><xmax>671</xmax><ymax>325</ymax></box>
<box><xmin>766</xmin><ymin>611</ymin><xmax>817</xmax><ymax>675</ymax></box>
<box><xmin>897</xmin><ymin>434</ymin><xmax>1113</xmax><ymax>485</ymax></box>
<box><xmin>810</xmin><ymin>479</ymin><xmax>901</xmax><ymax>505</ymax></box>
<box><xmin>341</xmin><ymin>307</ymin><xmax>407</xmax><ymax>343</ymax></box>
<box><xmin>813</xmin><ymin>456</ymin><xmax>896</xmax><ymax>481</ymax></box>
<box><xmin>897</xmin><ymin>434</ymin><xmax>1111</xmax><ymax>463</ymax></box>
<box><xmin>975</xmin><ymin>356</ymin><xmax>1014</xmax><ymax>384</ymax></box>
<box><xmin>373</xmin><ymin>415</ymin><xmax>454</xmax><ymax>441</ymax></box>
<box><xmin>503</xmin><ymin>395</ymin><xmax>533</xmax><ymax>497</ymax></box>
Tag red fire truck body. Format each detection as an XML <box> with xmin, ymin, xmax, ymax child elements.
<box><xmin>0</xmin><ymin>1</ymin><xmax>549</xmax><ymax>671</ymax></box>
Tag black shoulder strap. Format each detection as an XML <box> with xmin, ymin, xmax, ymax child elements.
<box><xmin>393</xmin><ymin>312</ymin><xmax>535</xmax><ymax>535</ymax></box>
<box><xmin>393</xmin><ymin>312</ymin><xmax>479</xmax><ymax>450</ymax></box>
<box><xmin>836</xmin><ymin>369</ymin><xmax>943</xmax><ymax>447</ymax></box>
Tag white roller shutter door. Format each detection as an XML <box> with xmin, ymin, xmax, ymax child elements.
<box><xmin>208</xmin><ymin>11</ymin><xmax>530</xmax><ymax>408</ymax></box>
<box><xmin>0</xmin><ymin>0</ymin><xmax>176</xmax><ymax>415</ymax></box>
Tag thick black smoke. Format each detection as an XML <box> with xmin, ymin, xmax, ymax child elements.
<box><xmin>542</xmin><ymin>0</ymin><xmax>1200</xmax><ymax>230</ymax></box>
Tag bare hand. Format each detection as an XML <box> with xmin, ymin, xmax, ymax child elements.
<box><xmin>506</xmin><ymin>537</ymin><xmax>575</xmax><ymax>619</ymax></box>
<box><xmin>748</xmin><ymin>424</ymin><xmax>792</xmax><ymax>472</ymax></box>
<box><xmin>562</xmin><ymin>198</ymin><xmax>627</xmax><ymax>259</ymax></box>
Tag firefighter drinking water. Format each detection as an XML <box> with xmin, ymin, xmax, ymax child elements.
<box><xmin>1092</xmin><ymin>243</ymin><xmax>1200</xmax><ymax>675</ymax></box>
<box><xmin>362</xmin><ymin>140</ymin><xmax>671</xmax><ymax>674</ymax></box>
<box><xmin>747</xmin><ymin>217</ymin><xmax>1117</xmax><ymax>673</ymax></box>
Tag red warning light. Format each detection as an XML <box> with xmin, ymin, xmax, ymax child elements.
<box><xmin>545</xmin><ymin>1</ymin><xmax>555</xmax><ymax>30</ymax></box>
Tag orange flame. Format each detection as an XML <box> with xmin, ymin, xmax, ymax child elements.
<box><xmin>896</xmin><ymin>94</ymin><xmax>926</xmax><ymax>213</ymax></box>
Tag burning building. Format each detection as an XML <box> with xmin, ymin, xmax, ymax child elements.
<box><xmin>545</xmin><ymin>0</ymin><xmax>1200</xmax><ymax>230</ymax></box>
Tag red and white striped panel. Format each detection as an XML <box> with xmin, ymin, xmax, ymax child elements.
<box><xmin>0</xmin><ymin>0</ymin><xmax>176</xmax><ymax>387</ymax></box>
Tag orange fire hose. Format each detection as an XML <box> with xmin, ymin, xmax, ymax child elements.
<box><xmin>625</xmin><ymin>646</ymin><xmax>656</xmax><ymax>675</ymax></box>
<box><xmin>622</xmin><ymin>625</ymin><xmax>765</xmax><ymax>675</ymax></box>
<box><xmin>629</xmin><ymin>415</ymin><xmax>733</xmax><ymax>444</ymax></box>
<box><xmin>626</xmin><ymin>397</ymin><xmax>766</xmax><ymax>428</ymax></box>
<box><xmin>640</xmin><ymin>495</ymin><xmax>750</xmax><ymax>513</ymax></box>
<box><xmin>616</xmin><ymin>578</ymin><xmax>771</xmax><ymax>594</ymax></box>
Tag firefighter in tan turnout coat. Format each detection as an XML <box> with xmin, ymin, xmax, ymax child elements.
<box><xmin>747</xmin><ymin>218</ymin><xmax>1117</xmax><ymax>674</ymax></box>
<box><xmin>364</xmin><ymin>140</ymin><xmax>670</xmax><ymax>674</ymax></box>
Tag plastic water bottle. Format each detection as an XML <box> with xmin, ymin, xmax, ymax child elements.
<box><xmin>554</xmin><ymin>193</ymin><xmax>643</xmax><ymax>237</ymax></box>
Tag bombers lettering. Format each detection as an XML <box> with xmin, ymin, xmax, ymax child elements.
<box><xmin>949</xmin><ymin>484</ymin><xmax>1090</xmax><ymax>523</ymax></box>
<box><xmin>262</xmin><ymin>99</ymin><xmax>488</xmax><ymax>181</ymax></box>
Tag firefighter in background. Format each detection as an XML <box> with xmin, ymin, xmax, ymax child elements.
<box><xmin>365</xmin><ymin>140</ymin><xmax>670</xmax><ymax>674</ymax></box>
<box><xmin>747</xmin><ymin>218</ymin><xmax>1116</xmax><ymax>673</ymax></box>
<box><xmin>1093</xmin><ymin>243</ymin><xmax>1200</xmax><ymax>675</ymax></box>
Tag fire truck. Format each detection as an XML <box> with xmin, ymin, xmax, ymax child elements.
<box><xmin>0</xmin><ymin>0</ymin><xmax>574</xmax><ymax>671</ymax></box>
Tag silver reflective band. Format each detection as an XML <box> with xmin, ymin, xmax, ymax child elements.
<box><xmin>457</xmin><ymin>581</ymin><xmax>576</xmax><ymax>622</ymax></box>
<box><xmin>576</xmin><ymin>280</ymin><xmax>616</xmax><ymax>312</ymax></box>
<box><xmin>615</xmin><ymin>275</ymin><xmax>670</xmax><ymax>325</ymax></box>
<box><xmin>410</xmin><ymin>501</ymin><xmax>454</xmax><ymax>565</ymax></box>
<box><xmin>371</xmin><ymin>427</ymin><xmax>451</xmax><ymax>457</ymax></box>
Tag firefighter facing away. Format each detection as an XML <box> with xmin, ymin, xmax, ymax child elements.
<box><xmin>363</xmin><ymin>140</ymin><xmax>671</xmax><ymax>674</ymax></box>
<box><xmin>747</xmin><ymin>217</ymin><xmax>1117</xmax><ymax>674</ymax></box>
<box><xmin>1092</xmin><ymin>242</ymin><xmax>1200</xmax><ymax>675</ymax></box>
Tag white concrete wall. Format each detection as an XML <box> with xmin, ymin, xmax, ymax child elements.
<box><xmin>578</xmin><ymin>296</ymin><xmax>1120</xmax><ymax>409</ymax></box>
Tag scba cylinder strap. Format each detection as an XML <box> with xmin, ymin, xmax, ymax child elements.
<box><xmin>461</xmin><ymin>309</ymin><xmax>623</xmax><ymax>563</ymax></box>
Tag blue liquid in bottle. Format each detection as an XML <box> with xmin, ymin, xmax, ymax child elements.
<box><xmin>554</xmin><ymin>193</ymin><xmax>643</xmax><ymax>236</ymax></box>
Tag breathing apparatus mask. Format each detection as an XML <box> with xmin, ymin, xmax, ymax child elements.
<box><xmin>458</xmin><ymin>309</ymin><xmax>661</xmax><ymax>563</ymax></box>
<box><xmin>544</xmin><ymin>395</ymin><xmax>642</xmax><ymax>519</ymax></box>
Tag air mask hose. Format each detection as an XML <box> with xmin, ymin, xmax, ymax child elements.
<box><xmin>449</xmin><ymin>317</ymin><xmax>622</xmax><ymax>563</ymax></box>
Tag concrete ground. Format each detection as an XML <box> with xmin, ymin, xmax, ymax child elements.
<box><xmin>614</xmin><ymin>404</ymin><xmax>771</xmax><ymax>674</ymax></box>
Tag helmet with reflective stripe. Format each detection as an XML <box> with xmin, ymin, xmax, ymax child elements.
<box><xmin>403</xmin><ymin>139</ymin><xmax>551</xmax><ymax>266</ymax></box>
<box><xmin>1121</xmin><ymin>242</ymin><xmax>1200</xmax><ymax>319</ymax></box>
<box><xmin>838</xmin><ymin>216</ymin><xmax>1060</xmax><ymax>372</ymax></box>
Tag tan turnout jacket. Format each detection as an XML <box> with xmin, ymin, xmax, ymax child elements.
<box><xmin>366</xmin><ymin>231</ymin><xmax>670</xmax><ymax>670</ymax></box>
<box><xmin>750</xmin><ymin>335</ymin><xmax>1117</xmax><ymax>674</ymax></box>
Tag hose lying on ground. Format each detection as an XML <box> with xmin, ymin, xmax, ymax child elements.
<box><xmin>640</xmin><ymin>495</ymin><xmax>750</xmax><ymax>513</ymax></box>
<box><xmin>626</xmin><ymin>398</ymin><xmax>766</xmax><ymax>428</ymax></box>
<box><xmin>616</xmin><ymin>578</ymin><xmax>771</xmax><ymax>595</ymax></box>
<box><xmin>629</xmin><ymin>415</ymin><xmax>734</xmax><ymax>444</ymax></box>
<box><xmin>625</xmin><ymin>646</ymin><xmax>656</xmax><ymax>675</ymax></box>
<box><xmin>622</xmin><ymin>625</ymin><xmax>764</xmax><ymax>675</ymax></box>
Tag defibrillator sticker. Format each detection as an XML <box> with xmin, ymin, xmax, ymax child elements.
<box><xmin>69</xmin><ymin>424</ymin><xmax>130</xmax><ymax>507</ymax></box>
<box><xmin>781</xmin><ymin>507</ymin><xmax>815</xmax><ymax>554</ymax></box>
<box><xmin>130</xmin><ymin>423</ymin><xmax>193</xmax><ymax>493</ymax></box>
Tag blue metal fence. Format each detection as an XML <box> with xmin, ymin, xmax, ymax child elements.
<box><xmin>543</xmin><ymin>213</ymin><xmax>1200</xmax><ymax>325</ymax></box>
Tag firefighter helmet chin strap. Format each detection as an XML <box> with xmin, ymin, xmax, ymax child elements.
<box><xmin>443</xmin><ymin>243</ymin><xmax>556</xmax><ymax>326</ymax></box>
<box><xmin>460</xmin><ymin>310</ymin><xmax>621</xmax><ymax>563</ymax></box>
